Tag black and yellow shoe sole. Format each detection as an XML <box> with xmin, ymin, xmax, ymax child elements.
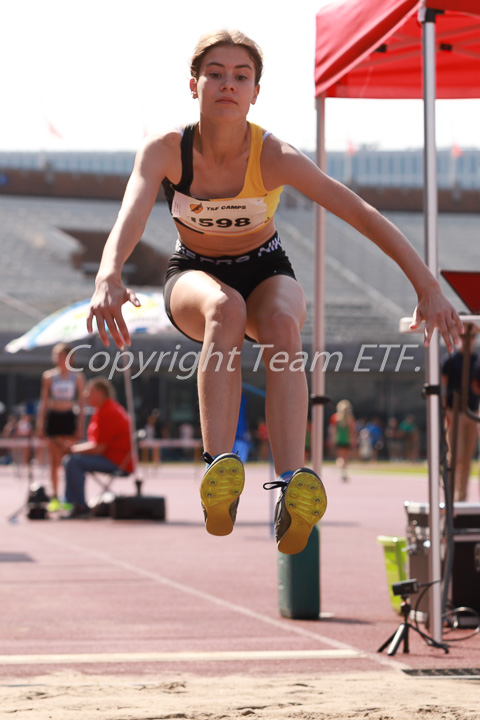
<box><xmin>200</xmin><ymin>454</ymin><xmax>245</xmax><ymax>536</ymax></box>
<box><xmin>277</xmin><ymin>468</ymin><xmax>327</xmax><ymax>555</ymax></box>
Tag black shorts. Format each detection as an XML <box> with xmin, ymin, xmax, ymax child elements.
<box><xmin>45</xmin><ymin>410</ymin><xmax>77</xmax><ymax>438</ymax></box>
<box><xmin>164</xmin><ymin>232</ymin><xmax>296</xmax><ymax>342</ymax></box>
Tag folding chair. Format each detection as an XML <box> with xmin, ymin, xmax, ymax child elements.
<box><xmin>88</xmin><ymin>452</ymin><xmax>134</xmax><ymax>516</ymax></box>
<box><xmin>88</xmin><ymin>446</ymin><xmax>166</xmax><ymax>521</ymax></box>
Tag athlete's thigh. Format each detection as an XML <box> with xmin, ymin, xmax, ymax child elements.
<box><xmin>169</xmin><ymin>270</ymin><xmax>245</xmax><ymax>343</ymax></box>
<box><xmin>245</xmin><ymin>274</ymin><xmax>306</xmax><ymax>341</ymax></box>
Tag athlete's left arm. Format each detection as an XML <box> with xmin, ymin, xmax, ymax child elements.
<box><xmin>262</xmin><ymin>137</ymin><xmax>463</xmax><ymax>352</ymax></box>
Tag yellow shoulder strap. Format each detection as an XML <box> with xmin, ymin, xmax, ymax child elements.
<box><xmin>239</xmin><ymin>123</ymin><xmax>267</xmax><ymax>197</ymax></box>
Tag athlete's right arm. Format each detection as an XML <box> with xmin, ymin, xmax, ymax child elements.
<box><xmin>87</xmin><ymin>131</ymin><xmax>181</xmax><ymax>348</ymax></box>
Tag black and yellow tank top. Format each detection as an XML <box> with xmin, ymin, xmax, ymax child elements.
<box><xmin>162</xmin><ymin>122</ymin><xmax>283</xmax><ymax>237</ymax></box>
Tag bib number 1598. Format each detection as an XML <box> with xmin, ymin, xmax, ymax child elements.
<box><xmin>190</xmin><ymin>217</ymin><xmax>251</xmax><ymax>229</ymax></box>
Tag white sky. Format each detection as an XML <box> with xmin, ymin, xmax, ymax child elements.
<box><xmin>2</xmin><ymin>0</ymin><xmax>479</xmax><ymax>154</ymax></box>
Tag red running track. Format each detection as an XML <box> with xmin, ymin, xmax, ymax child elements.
<box><xmin>0</xmin><ymin>461</ymin><xmax>479</xmax><ymax>678</ymax></box>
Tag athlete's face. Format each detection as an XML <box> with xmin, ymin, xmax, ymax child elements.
<box><xmin>53</xmin><ymin>349</ymin><xmax>68</xmax><ymax>369</ymax></box>
<box><xmin>190</xmin><ymin>45</ymin><xmax>259</xmax><ymax>118</ymax></box>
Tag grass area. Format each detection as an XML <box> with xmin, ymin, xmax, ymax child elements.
<box><xmin>323</xmin><ymin>459</ymin><xmax>480</xmax><ymax>477</ymax></box>
<box><xmin>332</xmin><ymin>460</ymin><xmax>429</xmax><ymax>476</ymax></box>
<box><xmin>138</xmin><ymin>458</ymin><xmax>480</xmax><ymax>479</ymax></box>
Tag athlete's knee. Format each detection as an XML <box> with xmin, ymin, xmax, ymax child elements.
<box><xmin>204</xmin><ymin>290</ymin><xmax>247</xmax><ymax>341</ymax></box>
<box><xmin>256</xmin><ymin>307</ymin><xmax>303</xmax><ymax>350</ymax></box>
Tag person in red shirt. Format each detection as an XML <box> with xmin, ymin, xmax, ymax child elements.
<box><xmin>62</xmin><ymin>377</ymin><xmax>133</xmax><ymax>517</ymax></box>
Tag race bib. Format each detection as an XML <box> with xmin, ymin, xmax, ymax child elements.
<box><xmin>172</xmin><ymin>191</ymin><xmax>269</xmax><ymax>235</ymax></box>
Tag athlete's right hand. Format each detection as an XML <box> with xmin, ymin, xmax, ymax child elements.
<box><xmin>87</xmin><ymin>278</ymin><xmax>141</xmax><ymax>349</ymax></box>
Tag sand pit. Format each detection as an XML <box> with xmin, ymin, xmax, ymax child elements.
<box><xmin>1</xmin><ymin>669</ymin><xmax>479</xmax><ymax>719</ymax></box>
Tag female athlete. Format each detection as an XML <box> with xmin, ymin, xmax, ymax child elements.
<box><xmin>87</xmin><ymin>30</ymin><xmax>463</xmax><ymax>554</ymax></box>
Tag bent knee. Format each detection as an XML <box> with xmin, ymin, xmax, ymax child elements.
<box><xmin>204</xmin><ymin>290</ymin><xmax>247</xmax><ymax>341</ymax></box>
<box><xmin>256</xmin><ymin>308</ymin><xmax>304</xmax><ymax>349</ymax></box>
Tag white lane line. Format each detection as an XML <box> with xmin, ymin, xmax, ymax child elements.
<box><xmin>21</xmin><ymin>527</ymin><xmax>409</xmax><ymax>671</ymax></box>
<box><xmin>0</xmin><ymin>649</ymin><xmax>364</xmax><ymax>666</ymax></box>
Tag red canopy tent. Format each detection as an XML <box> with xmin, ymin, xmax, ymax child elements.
<box><xmin>312</xmin><ymin>0</ymin><xmax>480</xmax><ymax>641</ymax></box>
<box><xmin>315</xmin><ymin>0</ymin><xmax>480</xmax><ymax>99</ymax></box>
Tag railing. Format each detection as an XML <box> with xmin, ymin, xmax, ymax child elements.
<box><xmin>0</xmin><ymin>437</ymin><xmax>204</xmax><ymax>469</ymax></box>
<box><xmin>137</xmin><ymin>439</ymin><xmax>203</xmax><ymax>465</ymax></box>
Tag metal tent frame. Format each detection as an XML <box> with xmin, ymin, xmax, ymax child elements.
<box><xmin>313</xmin><ymin>0</ymin><xmax>480</xmax><ymax>641</ymax></box>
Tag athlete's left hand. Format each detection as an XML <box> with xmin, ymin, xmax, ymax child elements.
<box><xmin>410</xmin><ymin>287</ymin><xmax>464</xmax><ymax>352</ymax></box>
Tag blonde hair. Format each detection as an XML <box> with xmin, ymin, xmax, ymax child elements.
<box><xmin>190</xmin><ymin>29</ymin><xmax>263</xmax><ymax>85</ymax></box>
<box><xmin>336</xmin><ymin>399</ymin><xmax>353</xmax><ymax>426</ymax></box>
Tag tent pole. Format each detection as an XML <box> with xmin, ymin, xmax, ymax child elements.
<box><xmin>421</xmin><ymin>7</ymin><xmax>443</xmax><ymax>643</ymax></box>
<box><xmin>122</xmin><ymin>357</ymin><xmax>140</xmax><ymax>478</ymax></box>
<box><xmin>312</xmin><ymin>94</ymin><xmax>327</xmax><ymax>477</ymax></box>
<box><xmin>311</xmin><ymin>93</ymin><xmax>327</xmax><ymax>616</ymax></box>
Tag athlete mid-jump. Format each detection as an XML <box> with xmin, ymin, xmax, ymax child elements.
<box><xmin>88</xmin><ymin>29</ymin><xmax>463</xmax><ymax>554</ymax></box>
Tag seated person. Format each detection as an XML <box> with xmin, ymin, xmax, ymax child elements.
<box><xmin>62</xmin><ymin>377</ymin><xmax>133</xmax><ymax>517</ymax></box>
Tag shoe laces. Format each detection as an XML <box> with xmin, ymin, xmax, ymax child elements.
<box><xmin>263</xmin><ymin>469</ymin><xmax>294</xmax><ymax>492</ymax></box>
<box><xmin>262</xmin><ymin>480</ymin><xmax>289</xmax><ymax>492</ymax></box>
<box><xmin>202</xmin><ymin>451</ymin><xmax>214</xmax><ymax>465</ymax></box>
<box><xmin>202</xmin><ymin>451</ymin><xmax>240</xmax><ymax>466</ymax></box>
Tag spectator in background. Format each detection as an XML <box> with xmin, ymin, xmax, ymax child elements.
<box><xmin>385</xmin><ymin>417</ymin><xmax>404</xmax><ymax>461</ymax></box>
<box><xmin>255</xmin><ymin>418</ymin><xmax>270</xmax><ymax>461</ymax></box>
<box><xmin>2</xmin><ymin>414</ymin><xmax>18</xmax><ymax>466</ymax></box>
<box><xmin>399</xmin><ymin>414</ymin><xmax>420</xmax><ymax>462</ymax></box>
<box><xmin>357</xmin><ymin>421</ymin><xmax>373</xmax><ymax>462</ymax></box>
<box><xmin>15</xmin><ymin>412</ymin><xmax>33</xmax><ymax>468</ymax></box>
<box><xmin>141</xmin><ymin>409</ymin><xmax>161</xmax><ymax>464</ymax></box>
<box><xmin>36</xmin><ymin>343</ymin><xmax>85</xmax><ymax>510</ymax></box>
<box><xmin>365</xmin><ymin>417</ymin><xmax>384</xmax><ymax>461</ymax></box>
<box><xmin>441</xmin><ymin>331</ymin><xmax>479</xmax><ymax>501</ymax></box>
<box><xmin>329</xmin><ymin>399</ymin><xmax>357</xmax><ymax>481</ymax></box>
<box><xmin>179</xmin><ymin>420</ymin><xmax>196</xmax><ymax>459</ymax></box>
<box><xmin>61</xmin><ymin>378</ymin><xmax>133</xmax><ymax>518</ymax></box>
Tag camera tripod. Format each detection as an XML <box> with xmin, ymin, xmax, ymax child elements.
<box><xmin>378</xmin><ymin>595</ymin><xmax>449</xmax><ymax>656</ymax></box>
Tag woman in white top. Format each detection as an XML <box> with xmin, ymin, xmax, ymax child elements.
<box><xmin>37</xmin><ymin>342</ymin><xmax>85</xmax><ymax>510</ymax></box>
<box><xmin>86</xmin><ymin>30</ymin><xmax>463</xmax><ymax>555</ymax></box>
